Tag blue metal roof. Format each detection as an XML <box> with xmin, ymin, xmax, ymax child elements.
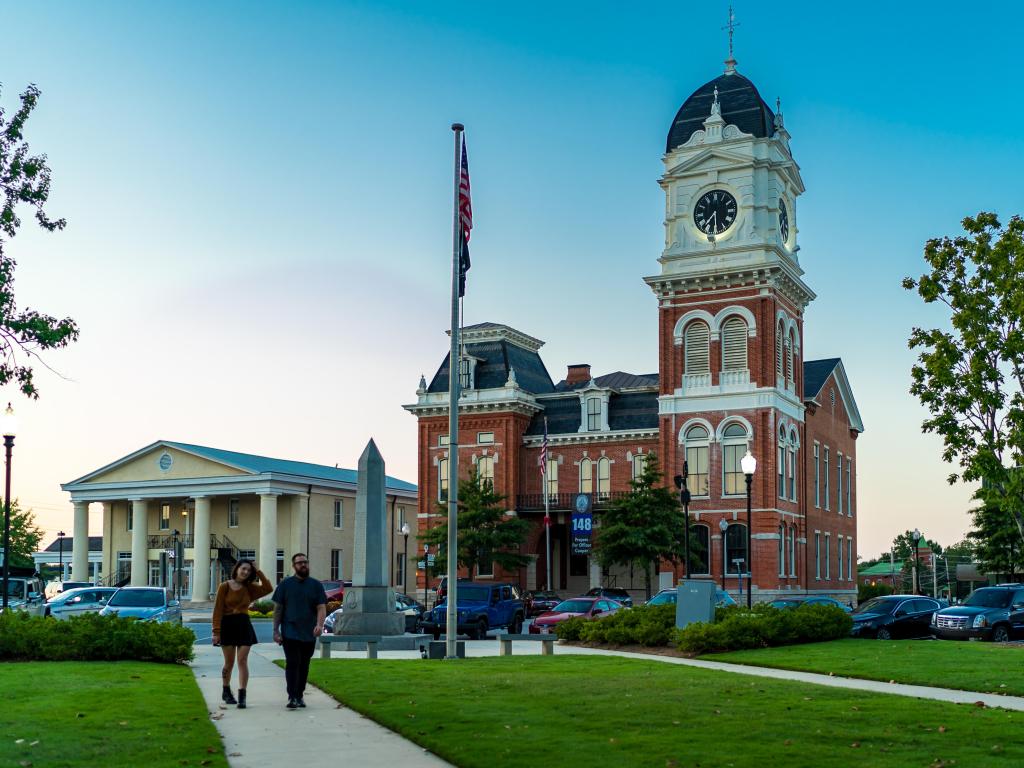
<box><xmin>163</xmin><ymin>441</ymin><xmax>417</xmax><ymax>492</ymax></box>
<box><xmin>803</xmin><ymin>358</ymin><xmax>841</xmax><ymax>400</ymax></box>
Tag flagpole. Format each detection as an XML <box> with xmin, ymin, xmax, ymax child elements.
<box><xmin>544</xmin><ymin>417</ymin><xmax>552</xmax><ymax>591</ymax></box>
<box><xmin>446</xmin><ymin>123</ymin><xmax>464</xmax><ymax>659</ymax></box>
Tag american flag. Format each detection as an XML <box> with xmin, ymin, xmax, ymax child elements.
<box><xmin>458</xmin><ymin>138</ymin><xmax>472</xmax><ymax>297</ymax></box>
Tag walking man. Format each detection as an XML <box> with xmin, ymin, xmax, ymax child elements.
<box><xmin>272</xmin><ymin>553</ymin><xmax>327</xmax><ymax>709</ymax></box>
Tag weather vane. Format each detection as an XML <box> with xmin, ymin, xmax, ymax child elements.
<box><xmin>722</xmin><ymin>5</ymin><xmax>740</xmax><ymax>60</ymax></box>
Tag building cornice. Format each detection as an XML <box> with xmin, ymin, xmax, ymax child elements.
<box><xmin>403</xmin><ymin>385</ymin><xmax>543</xmax><ymax>418</ymax></box>
<box><xmin>645</xmin><ymin>262</ymin><xmax>815</xmax><ymax>311</ymax></box>
<box><xmin>521</xmin><ymin>428</ymin><xmax>659</xmax><ymax>448</ymax></box>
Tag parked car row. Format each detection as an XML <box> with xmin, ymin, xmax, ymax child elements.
<box><xmin>2</xmin><ymin>581</ymin><xmax>183</xmax><ymax>624</ymax></box>
<box><xmin>324</xmin><ymin>591</ymin><xmax>427</xmax><ymax>634</ymax></box>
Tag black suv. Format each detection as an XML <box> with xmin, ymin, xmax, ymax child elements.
<box><xmin>584</xmin><ymin>587</ymin><xmax>633</xmax><ymax>608</ymax></box>
<box><xmin>421</xmin><ymin>582</ymin><xmax>525</xmax><ymax>640</ymax></box>
<box><xmin>931</xmin><ymin>584</ymin><xmax>1024</xmax><ymax>642</ymax></box>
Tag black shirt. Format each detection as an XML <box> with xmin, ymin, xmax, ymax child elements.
<box><xmin>272</xmin><ymin>576</ymin><xmax>327</xmax><ymax>642</ymax></box>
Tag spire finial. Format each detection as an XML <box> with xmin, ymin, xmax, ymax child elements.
<box><xmin>722</xmin><ymin>5</ymin><xmax>739</xmax><ymax>73</ymax></box>
<box><xmin>711</xmin><ymin>86</ymin><xmax>721</xmax><ymax>116</ymax></box>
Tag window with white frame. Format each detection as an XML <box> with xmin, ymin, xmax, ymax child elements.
<box><xmin>631</xmin><ymin>453</ymin><xmax>646</xmax><ymax>482</ymax></box>
<box><xmin>546</xmin><ymin>458</ymin><xmax>558</xmax><ymax>498</ymax></box>
<box><xmin>228</xmin><ymin>498</ymin><xmax>240</xmax><ymax>528</ymax></box>
<box><xmin>438</xmin><ymin>458</ymin><xmax>449</xmax><ymax>502</ymax></box>
<box><xmin>477</xmin><ymin>432</ymin><xmax>494</xmax><ymax>445</ymax></box>
<box><xmin>160</xmin><ymin>503</ymin><xmax>170</xmax><ymax>530</ymax></box>
<box><xmin>823</xmin><ymin>447</ymin><xmax>831</xmax><ymax>511</ymax></box>
<box><xmin>458</xmin><ymin>358</ymin><xmax>474</xmax><ymax>390</ymax></box>
<box><xmin>848</xmin><ymin>538</ymin><xmax>854</xmax><ymax>580</ymax></box>
<box><xmin>725</xmin><ymin>523</ymin><xmax>748</xmax><ymax>576</ymax></box>
<box><xmin>330</xmin><ymin>549</ymin><xmax>342</xmax><ymax>581</ymax></box>
<box><xmin>692</xmin><ymin>525</ymin><xmax>710</xmax><ymax>575</ymax></box>
<box><xmin>815</xmin><ymin>532</ymin><xmax>821</xmax><ymax>579</ymax></box>
<box><xmin>126</xmin><ymin>501</ymin><xmax>134</xmax><ymax>532</ymax></box>
<box><xmin>477</xmin><ymin>455</ymin><xmax>494</xmax><ymax>488</ymax></box>
<box><xmin>597</xmin><ymin>457</ymin><xmax>611</xmax><ymax>499</ymax></box>
<box><xmin>685</xmin><ymin>425</ymin><xmax>710</xmax><ymax>496</ymax></box>
<box><xmin>846</xmin><ymin>459</ymin><xmax>852</xmax><ymax>516</ymax></box>
<box><xmin>395</xmin><ymin>552</ymin><xmax>406</xmax><ymax>587</ymax></box>
<box><xmin>789</xmin><ymin>527</ymin><xmax>796</xmax><ymax>577</ymax></box>
<box><xmin>684</xmin><ymin>321</ymin><xmax>710</xmax><ymax>375</ymax></box>
<box><xmin>238</xmin><ymin>549</ymin><xmax>256</xmax><ymax>561</ymax></box>
<box><xmin>777</xmin><ymin>427</ymin><xmax>786</xmax><ymax>499</ymax></box>
<box><xmin>838</xmin><ymin>536</ymin><xmax>844</xmax><ymax>580</ymax></box>
<box><xmin>438</xmin><ymin>435</ymin><xmax>450</xmax><ymax>447</ymax></box>
<box><xmin>778</xmin><ymin>524</ymin><xmax>786</xmax><ymax>576</ymax></box>
<box><xmin>398</xmin><ymin>505</ymin><xmax>407</xmax><ymax>530</ymax></box>
<box><xmin>837</xmin><ymin>452</ymin><xmax>844</xmax><ymax>514</ymax></box>
<box><xmin>721</xmin><ymin>316</ymin><xmax>748</xmax><ymax>371</ymax></box>
<box><xmin>586</xmin><ymin>397</ymin><xmax>602</xmax><ymax>431</ymax></box>
<box><xmin>476</xmin><ymin>557</ymin><xmax>494</xmax><ymax>578</ymax></box>
<box><xmin>788</xmin><ymin>429</ymin><xmax>798</xmax><ymax>501</ymax></box>
<box><xmin>579</xmin><ymin>459</ymin><xmax>593</xmax><ymax>494</ymax></box>
<box><xmin>722</xmin><ymin>422</ymin><xmax>749</xmax><ymax>495</ymax></box>
<box><xmin>333</xmin><ymin>499</ymin><xmax>344</xmax><ymax>529</ymax></box>
<box><xmin>813</xmin><ymin>443</ymin><xmax>820</xmax><ymax>508</ymax></box>
<box><xmin>825</xmin><ymin>533</ymin><xmax>831</xmax><ymax>579</ymax></box>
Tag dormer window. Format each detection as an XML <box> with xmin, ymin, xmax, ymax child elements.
<box><xmin>577</xmin><ymin>387</ymin><xmax>611</xmax><ymax>433</ymax></box>
<box><xmin>459</xmin><ymin>358</ymin><xmax>474</xmax><ymax>390</ymax></box>
<box><xmin>586</xmin><ymin>397</ymin><xmax>601</xmax><ymax>430</ymax></box>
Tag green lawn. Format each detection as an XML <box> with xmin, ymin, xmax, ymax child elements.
<box><xmin>307</xmin><ymin>655</ymin><xmax>1024</xmax><ymax>768</ymax></box>
<box><xmin>707</xmin><ymin>639</ymin><xmax>1024</xmax><ymax>696</ymax></box>
<box><xmin>0</xmin><ymin>662</ymin><xmax>227</xmax><ymax>768</ymax></box>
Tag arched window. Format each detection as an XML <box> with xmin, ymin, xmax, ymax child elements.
<box><xmin>438</xmin><ymin>458</ymin><xmax>449</xmax><ymax>502</ymax></box>
<box><xmin>778</xmin><ymin>524</ymin><xmax>786</xmax><ymax>576</ymax></box>
<box><xmin>725</xmin><ymin>523</ymin><xmax>748</xmax><ymax>577</ymax></box>
<box><xmin>684</xmin><ymin>425</ymin><xmax>710</xmax><ymax>496</ymax></box>
<box><xmin>597</xmin><ymin>457</ymin><xmax>611</xmax><ymax>499</ymax></box>
<box><xmin>691</xmin><ymin>524</ymin><xmax>710</xmax><ymax>576</ymax></box>
<box><xmin>722</xmin><ymin>422</ymin><xmax>749</xmax><ymax>495</ymax></box>
<box><xmin>788</xmin><ymin>428</ymin><xmax>798</xmax><ymax>501</ymax></box>
<box><xmin>721</xmin><ymin>316</ymin><xmax>748</xmax><ymax>371</ymax></box>
<box><xmin>631</xmin><ymin>453</ymin><xmax>646</xmax><ymax>482</ymax></box>
<box><xmin>776</xmin><ymin>320</ymin><xmax>785</xmax><ymax>382</ymax></box>
<box><xmin>684</xmin><ymin>321</ymin><xmax>710</xmax><ymax>375</ymax></box>
<box><xmin>787</xmin><ymin>328</ymin><xmax>797</xmax><ymax>386</ymax></box>
<box><xmin>477</xmin><ymin>456</ymin><xmax>494</xmax><ymax>488</ymax></box>
<box><xmin>579</xmin><ymin>458</ymin><xmax>593</xmax><ymax>494</ymax></box>
<box><xmin>777</xmin><ymin>426</ymin><xmax>787</xmax><ymax>499</ymax></box>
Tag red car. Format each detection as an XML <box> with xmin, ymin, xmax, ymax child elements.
<box><xmin>322</xmin><ymin>580</ymin><xmax>350</xmax><ymax>603</ymax></box>
<box><xmin>528</xmin><ymin>597</ymin><xmax>622</xmax><ymax>634</ymax></box>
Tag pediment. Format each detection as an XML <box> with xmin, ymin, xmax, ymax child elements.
<box><xmin>67</xmin><ymin>442</ymin><xmax>251</xmax><ymax>486</ymax></box>
<box><xmin>664</xmin><ymin>147</ymin><xmax>752</xmax><ymax>178</ymax></box>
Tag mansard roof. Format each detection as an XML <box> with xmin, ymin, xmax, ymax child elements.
<box><xmin>555</xmin><ymin>371</ymin><xmax>659</xmax><ymax>392</ymax></box>
<box><xmin>667</xmin><ymin>70</ymin><xmax>776</xmax><ymax>152</ymax></box>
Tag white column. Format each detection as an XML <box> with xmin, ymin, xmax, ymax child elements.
<box><xmin>259</xmin><ymin>494</ymin><xmax>279</xmax><ymax>582</ymax></box>
<box><xmin>71</xmin><ymin>502</ymin><xmax>89</xmax><ymax>581</ymax></box>
<box><xmin>589</xmin><ymin>557</ymin><xmax>602</xmax><ymax>590</ymax></box>
<box><xmin>192</xmin><ymin>497</ymin><xmax>212</xmax><ymax>601</ymax></box>
<box><xmin>131</xmin><ymin>499</ymin><xmax>149</xmax><ymax>586</ymax></box>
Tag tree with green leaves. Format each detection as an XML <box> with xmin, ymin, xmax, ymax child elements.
<box><xmin>593</xmin><ymin>452</ymin><xmax>688</xmax><ymax>600</ymax></box>
<box><xmin>0</xmin><ymin>84</ymin><xmax>79</xmax><ymax>398</ymax></box>
<box><xmin>421</xmin><ymin>468</ymin><xmax>530</xmax><ymax>581</ymax></box>
<box><xmin>903</xmin><ymin>213</ymin><xmax>1024</xmax><ymax>547</ymax></box>
<box><xmin>968</xmin><ymin>499</ymin><xmax>1021</xmax><ymax>580</ymax></box>
<box><xmin>2</xmin><ymin>499</ymin><xmax>42</xmax><ymax>568</ymax></box>
<box><xmin>889</xmin><ymin>530</ymin><xmax>941</xmax><ymax>560</ymax></box>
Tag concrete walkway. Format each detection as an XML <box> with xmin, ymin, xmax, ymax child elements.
<box><xmin>190</xmin><ymin>644</ymin><xmax>452</xmax><ymax>768</ymax></box>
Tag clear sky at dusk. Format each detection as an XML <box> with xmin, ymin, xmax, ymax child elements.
<box><xmin>1</xmin><ymin>1</ymin><xmax>1022</xmax><ymax>557</ymax></box>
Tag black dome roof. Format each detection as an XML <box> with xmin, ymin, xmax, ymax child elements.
<box><xmin>666</xmin><ymin>71</ymin><xmax>776</xmax><ymax>153</ymax></box>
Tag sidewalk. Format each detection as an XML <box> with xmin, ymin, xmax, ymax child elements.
<box><xmin>190</xmin><ymin>644</ymin><xmax>452</xmax><ymax>768</ymax></box>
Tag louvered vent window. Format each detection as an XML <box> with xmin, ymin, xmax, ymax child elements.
<box><xmin>722</xmin><ymin>317</ymin><xmax>748</xmax><ymax>370</ymax></box>
<box><xmin>776</xmin><ymin>326</ymin><xmax>784</xmax><ymax>379</ymax></box>
<box><xmin>785</xmin><ymin>338</ymin><xmax>793</xmax><ymax>384</ymax></box>
<box><xmin>684</xmin><ymin>321</ymin><xmax>710</xmax><ymax>374</ymax></box>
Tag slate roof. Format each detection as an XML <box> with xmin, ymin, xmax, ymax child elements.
<box><xmin>42</xmin><ymin>536</ymin><xmax>102</xmax><ymax>553</ymax></box>
<box><xmin>803</xmin><ymin>358</ymin><xmax>841</xmax><ymax>400</ymax></box>
<box><xmin>163</xmin><ymin>442</ymin><xmax>417</xmax><ymax>492</ymax></box>
<box><xmin>667</xmin><ymin>71</ymin><xmax>776</xmax><ymax>152</ymax></box>
<box><xmin>555</xmin><ymin>371</ymin><xmax>659</xmax><ymax>392</ymax></box>
<box><xmin>858</xmin><ymin>561</ymin><xmax>903</xmax><ymax>577</ymax></box>
<box><xmin>526</xmin><ymin>374</ymin><xmax>660</xmax><ymax>436</ymax></box>
<box><xmin>426</xmin><ymin>341</ymin><xmax>556</xmax><ymax>395</ymax></box>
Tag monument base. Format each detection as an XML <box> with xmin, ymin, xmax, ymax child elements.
<box><xmin>333</xmin><ymin>611</ymin><xmax>405</xmax><ymax>636</ymax></box>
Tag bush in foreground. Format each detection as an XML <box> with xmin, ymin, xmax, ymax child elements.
<box><xmin>554</xmin><ymin>604</ymin><xmax>676</xmax><ymax>646</ymax></box>
<box><xmin>676</xmin><ymin>604</ymin><xmax>852</xmax><ymax>654</ymax></box>
<box><xmin>0</xmin><ymin>611</ymin><xmax>194</xmax><ymax>663</ymax></box>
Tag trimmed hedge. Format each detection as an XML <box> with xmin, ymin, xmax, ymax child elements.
<box><xmin>555</xmin><ymin>604</ymin><xmax>677</xmax><ymax>647</ymax></box>
<box><xmin>0</xmin><ymin>611</ymin><xmax>194</xmax><ymax>663</ymax></box>
<box><xmin>675</xmin><ymin>604</ymin><xmax>852</xmax><ymax>654</ymax></box>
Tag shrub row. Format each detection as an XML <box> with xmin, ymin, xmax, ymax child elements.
<box><xmin>554</xmin><ymin>604</ymin><xmax>677</xmax><ymax>647</ymax></box>
<box><xmin>0</xmin><ymin>611</ymin><xmax>194</xmax><ymax>663</ymax></box>
<box><xmin>675</xmin><ymin>604</ymin><xmax>852</xmax><ymax>654</ymax></box>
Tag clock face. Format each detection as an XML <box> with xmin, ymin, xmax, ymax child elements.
<box><xmin>693</xmin><ymin>190</ymin><xmax>737</xmax><ymax>235</ymax></box>
<box><xmin>779</xmin><ymin>199</ymin><xmax>790</xmax><ymax>243</ymax></box>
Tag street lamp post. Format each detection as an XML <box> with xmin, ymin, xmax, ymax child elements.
<box><xmin>171</xmin><ymin>529</ymin><xmax>180</xmax><ymax>601</ymax></box>
<box><xmin>1</xmin><ymin>404</ymin><xmax>17</xmax><ymax>612</ymax></box>
<box><xmin>400</xmin><ymin>522</ymin><xmax>411</xmax><ymax>596</ymax></box>
<box><xmin>674</xmin><ymin>462</ymin><xmax>692</xmax><ymax>579</ymax></box>
<box><xmin>740</xmin><ymin>450</ymin><xmax>757</xmax><ymax>609</ymax></box>
<box><xmin>58</xmin><ymin>530</ymin><xmax>66</xmax><ymax>583</ymax></box>
<box><xmin>423</xmin><ymin>543</ymin><xmax>430</xmax><ymax>611</ymax></box>
<box><xmin>912</xmin><ymin>528</ymin><xmax>922</xmax><ymax>595</ymax></box>
<box><xmin>718</xmin><ymin>518</ymin><xmax>728</xmax><ymax>593</ymax></box>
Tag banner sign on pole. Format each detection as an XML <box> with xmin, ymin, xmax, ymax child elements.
<box><xmin>571</xmin><ymin>493</ymin><xmax>593</xmax><ymax>555</ymax></box>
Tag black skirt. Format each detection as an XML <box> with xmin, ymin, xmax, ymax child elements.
<box><xmin>220</xmin><ymin>612</ymin><xmax>259</xmax><ymax>647</ymax></box>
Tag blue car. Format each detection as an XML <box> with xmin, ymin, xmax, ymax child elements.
<box><xmin>646</xmin><ymin>587</ymin><xmax>736</xmax><ymax>607</ymax></box>
<box><xmin>100</xmin><ymin>587</ymin><xmax>182</xmax><ymax>624</ymax></box>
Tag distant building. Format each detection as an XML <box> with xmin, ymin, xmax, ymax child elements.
<box><xmin>32</xmin><ymin>536</ymin><xmax>103</xmax><ymax>582</ymax></box>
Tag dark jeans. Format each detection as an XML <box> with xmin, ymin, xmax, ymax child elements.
<box><xmin>282</xmin><ymin>638</ymin><xmax>316</xmax><ymax>700</ymax></box>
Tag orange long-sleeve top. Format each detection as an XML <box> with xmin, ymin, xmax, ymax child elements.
<box><xmin>212</xmin><ymin>570</ymin><xmax>274</xmax><ymax>634</ymax></box>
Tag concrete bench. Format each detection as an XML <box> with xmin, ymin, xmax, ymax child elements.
<box><xmin>319</xmin><ymin>634</ymin><xmax>382</xmax><ymax>659</ymax></box>
<box><xmin>498</xmin><ymin>633</ymin><xmax>556</xmax><ymax>656</ymax></box>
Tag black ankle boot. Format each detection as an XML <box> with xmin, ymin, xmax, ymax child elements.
<box><xmin>237</xmin><ymin>689</ymin><xmax>246</xmax><ymax>709</ymax></box>
<box><xmin>222</xmin><ymin>685</ymin><xmax>237</xmax><ymax>705</ymax></box>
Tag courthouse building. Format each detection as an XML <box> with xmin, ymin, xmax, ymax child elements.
<box><xmin>61</xmin><ymin>440</ymin><xmax>418</xmax><ymax>602</ymax></box>
<box><xmin>405</xmin><ymin>56</ymin><xmax>864</xmax><ymax>603</ymax></box>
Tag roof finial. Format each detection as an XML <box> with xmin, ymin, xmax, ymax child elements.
<box><xmin>711</xmin><ymin>86</ymin><xmax>721</xmax><ymax>116</ymax></box>
<box><xmin>722</xmin><ymin>5</ymin><xmax>739</xmax><ymax>74</ymax></box>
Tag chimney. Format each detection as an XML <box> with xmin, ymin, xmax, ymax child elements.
<box><xmin>566</xmin><ymin>364</ymin><xmax>592</xmax><ymax>386</ymax></box>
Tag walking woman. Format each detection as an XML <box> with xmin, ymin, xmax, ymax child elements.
<box><xmin>212</xmin><ymin>559</ymin><xmax>273</xmax><ymax>708</ymax></box>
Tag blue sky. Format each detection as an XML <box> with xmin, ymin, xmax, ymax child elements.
<box><xmin>1</xmin><ymin>1</ymin><xmax>1022</xmax><ymax>556</ymax></box>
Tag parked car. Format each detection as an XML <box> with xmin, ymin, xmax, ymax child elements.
<box><xmin>583</xmin><ymin>587</ymin><xmax>634</xmax><ymax>608</ymax></box>
<box><xmin>931</xmin><ymin>584</ymin><xmax>1024</xmax><ymax>642</ymax></box>
<box><xmin>324</xmin><ymin>593</ymin><xmax>427</xmax><ymax>634</ymax></box>
<box><xmin>769</xmin><ymin>596</ymin><xmax>853</xmax><ymax>613</ymax></box>
<box><xmin>2</xmin><ymin>575</ymin><xmax>47</xmax><ymax>616</ymax></box>
<box><xmin>322</xmin><ymin>580</ymin><xmax>351</xmax><ymax>604</ymax></box>
<box><xmin>44</xmin><ymin>586</ymin><xmax>118</xmax><ymax>619</ymax></box>
<box><xmin>646</xmin><ymin>587</ymin><xmax>736</xmax><ymax>608</ymax></box>
<box><xmin>529</xmin><ymin>597</ymin><xmax>623</xmax><ymax>634</ymax></box>
<box><xmin>421</xmin><ymin>582</ymin><xmax>525</xmax><ymax>640</ymax></box>
<box><xmin>99</xmin><ymin>587</ymin><xmax>182</xmax><ymax>624</ymax></box>
<box><xmin>849</xmin><ymin>595</ymin><xmax>941</xmax><ymax>639</ymax></box>
<box><xmin>45</xmin><ymin>580</ymin><xmax>92</xmax><ymax>600</ymax></box>
<box><xmin>524</xmin><ymin>590</ymin><xmax>561</xmax><ymax>617</ymax></box>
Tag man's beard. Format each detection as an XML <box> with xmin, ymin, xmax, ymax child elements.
<box><xmin>295</xmin><ymin>566</ymin><xmax>310</xmax><ymax>577</ymax></box>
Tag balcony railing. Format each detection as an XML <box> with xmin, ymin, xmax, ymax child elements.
<box><xmin>682</xmin><ymin>373</ymin><xmax>712</xmax><ymax>392</ymax></box>
<box><xmin>720</xmin><ymin>369</ymin><xmax>750</xmax><ymax>388</ymax></box>
<box><xmin>147</xmin><ymin>533</ymin><xmax>196</xmax><ymax>549</ymax></box>
<box><xmin>515</xmin><ymin>491</ymin><xmax>628</xmax><ymax>512</ymax></box>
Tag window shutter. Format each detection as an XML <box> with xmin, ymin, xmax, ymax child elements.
<box><xmin>776</xmin><ymin>324</ymin><xmax>784</xmax><ymax>378</ymax></box>
<box><xmin>785</xmin><ymin>337</ymin><xmax>793</xmax><ymax>383</ymax></box>
<box><xmin>722</xmin><ymin>317</ymin><xmax>748</xmax><ymax>370</ymax></box>
<box><xmin>684</xmin><ymin>321</ymin><xmax>710</xmax><ymax>374</ymax></box>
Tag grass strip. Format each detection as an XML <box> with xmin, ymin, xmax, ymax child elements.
<box><xmin>0</xmin><ymin>661</ymin><xmax>227</xmax><ymax>768</ymax></box>
<box><xmin>707</xmin><ymin>638</ymin><xmax>1024</xmax><ymax>696</ymax></box>
<box><xmin>307</xmin><ymin>655</ymin><xmax>1023</xmax><ymax>768</ymax></box>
